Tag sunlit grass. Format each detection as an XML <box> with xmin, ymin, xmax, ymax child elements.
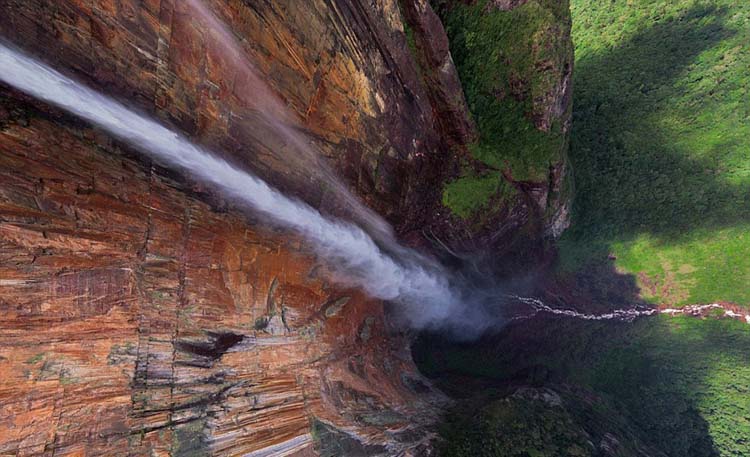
<box><xmin>562</xmin><ymin>0</ymin><xmax>750</xmax><ymax>306</ymax></box>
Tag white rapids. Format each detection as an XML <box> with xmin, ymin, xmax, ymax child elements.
<box><xmin>510</xmin><ymin>295</ymin><xmax>750</xmax><ymax>324</ymax></box>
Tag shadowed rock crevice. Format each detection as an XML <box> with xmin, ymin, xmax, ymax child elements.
<box><xmin>175</xmin><ymin>331</ymin><xmax>246</xmax><ymax>361</ymax></box>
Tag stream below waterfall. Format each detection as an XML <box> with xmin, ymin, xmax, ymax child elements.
<box><xmin>510</xmin><ymin>295</ymin><xmax>750</xmax><ymax>325</ymax></box>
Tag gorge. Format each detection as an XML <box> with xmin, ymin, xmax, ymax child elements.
<box><xmin>1</xmin><ymin>0</ymin><xmax>748</xmax><ymax>456</ymax></box>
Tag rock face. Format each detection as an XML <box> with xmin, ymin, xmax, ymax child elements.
<box><xmin>0</xmin><ymin>0</ymin><xmax>572</xmax><ymax>454</ymax></box>
<box><xmin>0</xmin><ymin>0</ymin><xmax>461</xmax><ymax>237</ymax></box>
<box><xmin>397</xmin><ymin>0</ymin><xmax>478</xmax><ymax>148</ymax></box>
<box><xmin>0</xmin><ymin>1</ymin><xmax>455</xmax><ymax>454</ymax></box>
<box><xmin>0</xmin><ymin>93</ymin><xmax>443</xmax><ymax>455</ymax></box>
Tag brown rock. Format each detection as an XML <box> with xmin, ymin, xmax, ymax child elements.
<box><xmin>0</xmin><ymin>0</ymin><xmax>457</xmax><ymax>237</ymax></box>
<box><xmin>0</xmin><ymin>98</ymin><xmax>443</xmax><ymax>455</ymax></box>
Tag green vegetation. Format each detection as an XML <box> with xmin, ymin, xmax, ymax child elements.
<box><xmin>426</xmin><ymin>2</ymin><xmax>750</xmax><ymax>455</ymax></box>
<box><xmin>402</xmin><ymin>19</ymin><xmax>419</xmax><ymax>61</ymax></box>
<box><xmin>442</xmin><ymin>174</ymin><xmax>499</xmax><ymax>219</ymax></box>
<box><xmin>25</xmin><ymin>353</ymin><xmax>45</xmax><ymax>364</ymax></box>
<box><xmin>440</xmin><ymin>391</ymin><xmax>593</xmax><ymax>457</ymax></box>
<box><xmin>418</xmin><ymin>316</ymin><xmax>750</xmax><ymax>456</ymax></box>
<box><xmin>434</xmin><ymin>0</ymin><xmax>571</xmax><ymax>218</ymax></box>
<box><xmin>561</xmin><ymin>0</ymin><xmax>750</xmax><ymax>306</ymax></box>
<box><xmin>172</xmin><ymin>419</ymin><xmax>209</xmax><ymax>457</ymax></box>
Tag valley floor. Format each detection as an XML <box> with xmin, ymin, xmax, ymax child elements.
<box><xmin>424</xmin><ymin>0</ymin><xmax>750</xmax><ymax>455</ymax></box>
<box><xmin>416</xmin><ymin>313</ymin><xmax>750</xmax><ymax>457</ymax></box>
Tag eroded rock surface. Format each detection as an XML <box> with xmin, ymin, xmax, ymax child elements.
<box><xmin>0</xmin><ymin>94</ymin><xmax>443</xmax><ymax>456</ymax></box>
<box><xmin>0</xmin><ymin>0</ymin><xmax>574</xmax><ymax>454</ymax></box>
<box><xmin>0</xmin><ymin>1</ymin><xmax>458</xmax><ymax>454</ymax></box>
<box><xmin>0</xmin><ymin>0</ymin><xmax>459</xmax><ymax>237</ymax></box>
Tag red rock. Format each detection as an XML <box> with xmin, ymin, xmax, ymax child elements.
<box><xmin>0</xmin><ymin>0</ymin><xmax>572</xmax><ymax>453</ymax></box>
<box><xmin>0</xmin><ymin>110</ymin><xmax>445</xmax><ymax>455</ymax></box>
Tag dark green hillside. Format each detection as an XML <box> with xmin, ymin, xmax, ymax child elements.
<box><xmin>419</xmin><ymin>316</ymin><xmax>750</xmax><ymax>456</ymax></box>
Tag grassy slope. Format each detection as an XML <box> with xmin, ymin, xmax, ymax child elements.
<box><xmin>418</xmin><ymin>316</ymin><xmax>750</xmax><ymax>456</ymax></box>
<box><xmin>560</xmin><ymin>0</ymin><xmax>750</xmax><ymax>306</ymax></box>
<box><xmin>435</xmin><ymin>0</ymin><xmax>570</xmax><ymax>218</ymax></box>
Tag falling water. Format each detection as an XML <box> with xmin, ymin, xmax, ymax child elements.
<box><xmin>181</xmin><ymin>0</ymin><xmax>397</xmax><ymax>245</ymax></box>
<box><xmin>0</xmin><ymin>41</ymin><xmax>496</xmax><ymax>336</ymax></box>
<box><xmin>1</xmin><ymin>40</ymin><xmax>744</xmax><ymax>340</ymax></box>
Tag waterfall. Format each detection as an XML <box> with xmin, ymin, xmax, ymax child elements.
<box><xmin>181</xmin><ymin>0</ymin><xmax>397</xmax><ymax>245</ymax></box>
<box><xmin>0</xmin><ymin>41</ymin><xmax>495</xmax><ymax>336</ymax></box>
<box><xmin>2</xmin><ymin>41</ymin><xmax>744</xmax><ymax>335</ymax></box>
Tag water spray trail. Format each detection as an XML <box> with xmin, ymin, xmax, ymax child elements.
<box><xmin>0</xmin><ymin>42</ymin><xmax>489</xmax><ymax>334</ymax></box>
<box><xmin>182</xmin><ymin>0</ymin><xmax>396</xmax><ymax>243</ymax></box>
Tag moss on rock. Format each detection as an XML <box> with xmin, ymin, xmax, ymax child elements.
<box><xmin>434</xmin><ymin>0</ymin><xmax>572</xmax><ymax>218</ymax></box>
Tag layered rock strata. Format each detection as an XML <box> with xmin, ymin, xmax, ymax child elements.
<box><xmin>0</xmin><ymin>92</ymin><xmax>442</xmax><ymax>456</ymax></box>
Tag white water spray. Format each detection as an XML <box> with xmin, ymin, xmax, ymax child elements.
<box><xmin>0</xmin><ymin>42</ymin><xmax>494</xmax><ymax>335</ymax></box>
<box><xmin>180</xmin><ymin>0</ymin><xmax>396</xmax><ymax>243</ymax></box>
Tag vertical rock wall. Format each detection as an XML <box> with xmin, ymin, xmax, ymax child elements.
<box><xmin>0</xmin><ymin>0</ymin><xmax>458</xmax><ymax>235</ymax></box>
<box><xmin>0</xmin><ymin>0</ymin><xmax>573</xmax><ymax>454</ymax></box>
<box><xmin>0</xmin><ymin>94</ymin><xmax>442</xmax><ymax>456</ymax></box>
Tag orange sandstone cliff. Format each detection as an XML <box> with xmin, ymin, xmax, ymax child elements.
<box><xmin>0</xmin><ymin>0</ymin><xmax>458</xmax><ymax>454</ymax></box>
<box><xmin>0</xmin><ymin>0</ymin><xmax>571</xmax><ymax>455</ymax></box>
<box><xmin>0</xmin><ymin>97</ymin><xmax>443</xmax><ymax>455</ymax></box>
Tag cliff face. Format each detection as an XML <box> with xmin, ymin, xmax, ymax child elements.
<box><xmin>430</xmin><ymin>0</ymin><xmax>573</xmax><ymax>254</ymax></box>
<box><xmin>0</xmin><ymin>1</ymin><xmax>453</xmax><ymax>453</ymax></box>
<box><xmin>0</xmin><ymin>0</ymin><xmax>572</xmax><ymax>455</ymax></box>
<box><xmin>0</xmin><ymin>0</ymin><xmax>463</xmax><ymax>238</ymax></box>
<box><xmin>0</xmin><ymin>93</ymin><xmax>443</xmax><ymax>455</ymax></box>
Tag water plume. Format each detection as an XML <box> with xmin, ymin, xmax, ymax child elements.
<box><xmin>0</xmin><ymin>41</ymin><xmax>496</xmax><ymax>338</ymax></box>
<box><xmin>179</xmin><ymin>0</ymin><xmax>396</xmax><ymax>245</ymax></box>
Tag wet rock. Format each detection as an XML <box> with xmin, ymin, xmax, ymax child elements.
<box><xmin>359</xmin><ymin>316</ymin><xmax>376</xmax><ymax>343</ymax></box>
